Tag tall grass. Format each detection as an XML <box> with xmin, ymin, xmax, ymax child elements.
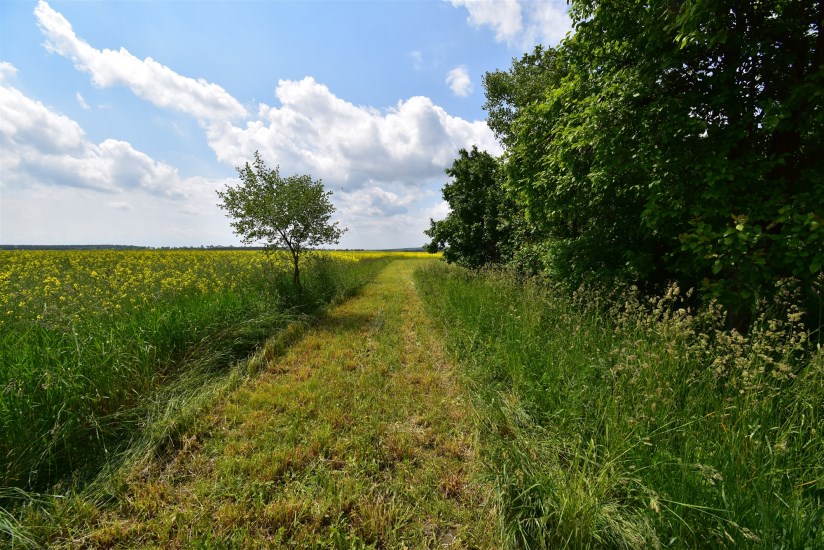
<box><xmin>415</xmin><ymin>263</ymin><xmax>823</xmax><ymax>548</ymax></box>
<box><xmin>0</xmin><ymin>250</ymin><xmax>391</xmax><ymax>500</ymax></box>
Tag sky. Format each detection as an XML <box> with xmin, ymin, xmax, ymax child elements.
<box><xmin>0</xmin><ymin>0</ymin><xmax>571</xmax><ymax>248</ymax></box>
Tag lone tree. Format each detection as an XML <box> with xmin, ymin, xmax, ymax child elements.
<box><xmin>217</xmin><ymin>151</ymin><xmax>345</xmax><ymax>296</ymax></box>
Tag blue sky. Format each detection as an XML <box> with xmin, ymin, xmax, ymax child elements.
<box><xmin>1</xmin><ymin>0</ymin><xmax>570</xmax><ymax>248</ymax></box>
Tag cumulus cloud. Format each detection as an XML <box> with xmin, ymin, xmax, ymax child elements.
<box><xmin>0</xmin><ymin>76</ymin><xmax>222</xmax><ymax>199</ymax></box>
<box><xmin>449</xmin><ymin>0</ymin><xmax>571</xmax><ymax>47</ymax></box>
<box><xmin>522</xmin><ymin>1</ymin><xmax>572</xmax><ymax>46</ymax></box>
<box><xmin>0</xmin><ymin>83</ymin><xmax>86</xmax><ymax>158</ymax></box>
<box><xmin>0</xmin><ymin>76</ymin><xmax>241</xmax><ymax>246</ymax></box>
<box><xmin>446</xmin><ymin>66</ymin><xmax>473</xmax><ymax>97</ymax></box>
<box><xmin>34</xmin><ymin>0</ymin><xmax>247</xmax><ymax>123</ymax></box>
<box><xmin>17</xmin><ymin>2</ymin><xmax>505</xmax><ymax>247</ymax></box>
<box><xmin>206</xmin><ymin>77</ymin><xmax>500</xmax><ymax>192</ymax></box>
<box><xmin>337</xmin><ymin>187</ymin><xmax>417</xmax><ymax>219</ymax></box>
<box><xmin>34</xmin><ymin>1</ymin><xmax>499</xmax><ymax>196</ymax></box>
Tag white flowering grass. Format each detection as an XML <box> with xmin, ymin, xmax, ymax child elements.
<box><xmin>416</xmin><ymin>263</ymin><xmax>823</xmax><ymax>548</ymax></box>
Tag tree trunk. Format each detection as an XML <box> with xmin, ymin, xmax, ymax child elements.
<box><xmin>292</xmin><ymin>253</ymin><xmax>302</xmax><ymax>300</ymax></box>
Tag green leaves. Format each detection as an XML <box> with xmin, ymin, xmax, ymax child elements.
<box><xmin>425</xmin><ymin>147</ymin><xmax>516</xmax><ymax>268</ymax></box>
<box><xmin>217</xmin><ymin>151</ymin><xmax>346</xmax><ymax>292</ymax></box>
<box><xmin>483</xmin><ymin>0</ymin><xmax>823</xmax><ymax>315</ymax></box>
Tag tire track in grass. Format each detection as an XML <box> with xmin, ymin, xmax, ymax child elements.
<box><xmin>73</xmin><ymin>259</ymin><xmax>496</xmax><ymax>548</ymax></box>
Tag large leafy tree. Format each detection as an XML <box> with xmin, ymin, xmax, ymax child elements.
<box><xmin>498</xmin><ymin>0</ymin><xmax>823</xmax><ymax>314</ymax></box>
<box><xmin>425</xmin><ymin>146</ymin><xmax>515</xmax><ymax>268</ymax></box>
<box><xmin>483</xmin><ymin>45</ymin><xmax>566</xmax><ymax>149</ymax></box>
<box><xmin>217</xmin><ymin>151</ymin><xmax>345</xmax><ymax>296</ymax></box>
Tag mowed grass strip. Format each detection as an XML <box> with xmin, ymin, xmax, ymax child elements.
<box><xmin>64</xmin><ymin>259</ymin><xmax>495</xmax><ymax>548</ymax></box>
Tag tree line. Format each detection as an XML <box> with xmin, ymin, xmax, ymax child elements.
<box><xmin>426</xmin><ymin>0</ymin><xmax>822</xmax><ymax>324</ymax></box>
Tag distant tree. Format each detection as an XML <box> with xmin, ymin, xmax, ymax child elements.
<box><xmin>217</xmin><ymin>151</ymin><xmax>345</xmax><ymax>296</ymax></box>
<box><xmin>425</xmin><ymin>146</ymin><xmax>514</xmax><ymax>268</ymax></box>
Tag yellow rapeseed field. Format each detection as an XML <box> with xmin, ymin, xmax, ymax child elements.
<box><xmin>0</xmin><ymin>249</ymin><xmax>429</xmax><ymax>328</ymax></box>
<box><xmin>1</xmin><ymin>250</ymin><xmax>265</xmax><ymax>327</ymax></box>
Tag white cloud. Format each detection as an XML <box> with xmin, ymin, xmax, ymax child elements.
<box><xmin>0</xmin><ymin>74</ymin><xmax>452</xmax><ymax>249</ymax></box>
<box><xmin>34</xmin><ymin>1</ymin><xmax>499</xmax><ymax>195</ymax></box>
<box><xmin>446</xmin><ymin>66</ymin><xmax>473</xmax><ymax>97</ymax></box>
<box><xmin>523</xmin><ymin>1</ymin><xmax>572</xmax><ymax>46</ymax></box>
<box><xmin>0</xmin><ymin>83</ymin><xmax>86</xmax><ymax>157</ymax></box>
<box><xmin>425</xmin><ymin>200</ymin><xmax>451</xmax><ymax>222</ymax></box>
<box><xmin>0</xmin><ymin>77</ymin><xmax>223</xmax><ymax>200</ymax></box>
<box><xmin>450</xmin><ymin>0</ymin><xmax>523</xmax><ymax>43</ymax></box>
<box><xmin>333</xmin><ymin>188</ymin><xmax>441</xmax><ymax>249</ymax></box>
<box><xmin>75</xmin><ymin>91</ymin><xmax>90</xmax><ymax>110</ymax></box>
<box><xmin>337</xmin><ymin>187</ymin><xmax>417</xmax><ymax>219</ymax></box>
<box><xmin>34</xmin><ymin>1</ymin><xmax>247</xmax><ymax>123</ymax></box>
<box><xmin>105</xmin><ymin>201</ymin><xmax>133</xmax><ymax>210</ymax></box>
<box><xmin>1</xmin><ymin>182</ymin><xmax>238</xmax><ymax>247</ymax></box>
<box><xmin>15</xmin><ymin>2</ymin><xmax>505</xmax><ymax>248</ymax></box>
<box><xmin>449</xmin><ymin>0</ymin><xmax>571</xmax><ymax>47</ymax></box>
<box><xmin>0</xmin><ymin>85</ymin><xmax>237</xmax><ymax>246</ymax></box>
<box><xmin>0</xmin><ymin>61</ymin><xmax>18</xmax><ymax>82</ymax></box>
<box><xmin>205</xmin><ymin>77</ymin><xmax>500</xmax><ymax>192</ymax></box>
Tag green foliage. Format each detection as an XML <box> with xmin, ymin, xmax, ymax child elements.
<box><xmin>488</xmin><ymin>0</ymin><xmax>823</xmax><ymax>315</ymax></box>
<box><xmin>425</xmin><ymin>146</ymin><xmax>518</xmax><ymax>268</ymax></box>
<box><xmin>483</xmin><ymin>45</ymin><xmax>566</xmax><ymax>149</ymax></box>
<box><xmin>416</xmin><ymin>263</ymin><xmax>824</xmax><ymax>548</ymax></box>
<box><xmin>218</xmin><ymin>151</ymin><xmax>346</xmax><ymax>294</ymax></box>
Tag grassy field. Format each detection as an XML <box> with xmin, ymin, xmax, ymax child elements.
<box><xmin>415</xmin><ymin>263</ymin><xmax>823</xmax><ymax>548</ymax></box>
<box><xmin>9</xmin><ymin>258</ymin><xmax>495</xmax><ymax>548</ymax></box>
<box><xmin>5</xmin><ymin>252</ymin><xmax>820</xmax><ymax>547</ymax></box>
<box><xmin>0</xmin><ymin>250</ymin><xmax>415</xmax><ymax>508</ymax></box>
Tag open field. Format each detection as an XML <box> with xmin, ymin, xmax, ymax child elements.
<box><xmin>0</xmin><ymin>250</ymin><xmax>425</xmax><ymax>502</ymax></box>
<box><xmin>6</xmin><ymin>257</ymin><xmax>494</xmax><ymax>548</ymax></box>
<box><xmin>3</xmin><ymin>254</ymin><xmax>821</xmax><ymax>548</ymax></box>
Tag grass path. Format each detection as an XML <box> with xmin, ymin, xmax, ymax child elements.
<box><xmin>71</xmin><ymin>259</ymin><xmax>495</xmax><ymax>548</ymax></box>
